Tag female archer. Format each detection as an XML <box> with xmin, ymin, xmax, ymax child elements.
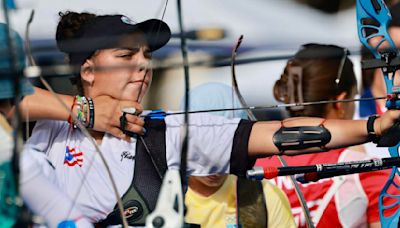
<box><xmin>22</xmin><ymin>11</ymin><xmax>400</xmax><ymax>226</ymax></box>
<box><xmin>256</xmin><ymin>43</ymin><xmax>399</xmax><ymax>228</ymax></box>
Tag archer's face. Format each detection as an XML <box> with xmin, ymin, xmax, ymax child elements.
<box><xmin>81</xmin><ymin>33</ymin><xmax>152</xmax><ymax>102</ymax></box>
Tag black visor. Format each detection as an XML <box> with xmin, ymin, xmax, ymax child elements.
<box><xmin>57</xmin><ymin>15</ymin><xmax>171</xmax><ymax>66</ymax></box>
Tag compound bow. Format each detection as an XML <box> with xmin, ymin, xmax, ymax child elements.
<box><xmin>356</xmin><ymin>0</ymin><xmax>400</xmax><ymax>227</ymax></box>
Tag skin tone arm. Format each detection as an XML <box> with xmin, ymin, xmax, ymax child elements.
<box><xmin>13</xmin><ymin>87</ymin><xmax>145</xmax><ymax>140</ymax></box>
<box><xmin>248</xmin><ymin>110</ymin><xmax>400</xmax><ymax>156</ymax></box>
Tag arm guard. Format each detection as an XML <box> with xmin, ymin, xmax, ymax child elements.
<box><xmin>273</xmin><ymin>125</ymin><xmax>331</xmax><ymax>153</ymax></box>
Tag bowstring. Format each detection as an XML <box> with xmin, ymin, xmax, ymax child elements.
<box><xmin>134</xmin><ymin>0</ymin><xmax>170</xmax><ymax>180</ymax></box>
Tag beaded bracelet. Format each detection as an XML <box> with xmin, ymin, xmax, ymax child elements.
<box><xmin>80</xmin><ymin>96</ymin><xmax>88</xmax><ymax>125</ymax></box>
<box><xmin>69</xmin><ymin>95</ymin><xmax>94</xmax><ymax>129</ymax></box>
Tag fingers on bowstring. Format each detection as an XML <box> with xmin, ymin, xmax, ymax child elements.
<box><xmin>124</xmin><ymin>114</ymin><xmax>145</xmax><ymax>127</ymax></box>
<box><xmin>124</xmin><ymin>122</ymin><xmax>146</xmax><ymax>136</ymax></box>
<box><xmin>123</xmin><ymin>114</ymin><xmax>145</xmax><ymax>135</ymax></box>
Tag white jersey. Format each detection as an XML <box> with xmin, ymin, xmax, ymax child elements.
<box><xmin>26</xmin><ymin>113</ymin><xmax>248</xmax><ymax>223</ymax></box>
<box><xmin>0</xmin><ymin>115</ymin><xmax>92</xmax><ymax>227</ymax></box>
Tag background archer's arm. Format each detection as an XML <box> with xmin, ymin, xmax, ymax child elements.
<box><xmin>247</xmin><ymin>115</ymin><xmax>397</xmax><ymax>157</ymax></box>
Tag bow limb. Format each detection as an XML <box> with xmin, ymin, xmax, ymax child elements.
<box><xmin>23</xmin><ymin>10</ymin><xmax>129</xmax><ymax>227</ymax></box>
<box><xmin>230</xmin><ymin>36</ymin><xmax>315</xmax><ymax>228</ymax></box>
<box><xmin>231</xmin><ymin>35</ymin><xmax>257</xmax><ymax>120</ymax></box>
<box><xmin>356</xmin><ymin>1</ymin><xmax>400</xmax><ymax>227</ymax></box>
<box><xmin>176</xmin><ymin>0</ymin><xmax>190</xmax><ymax>189</ymax></box>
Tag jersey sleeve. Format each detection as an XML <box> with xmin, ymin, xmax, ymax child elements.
<box><xmin>262</xmin><ymin>180</ymin><xmax>296</xmax><ymax>228</ymax></box>
<box><xmin>20</xmin><ymin>147</ymin><xmax>93</xmax><ymax>227</ymax></box>
<box><xmin>26</xmin><ymin>120</ymin><xmax>66</xmax><ymax>154</ymax></box>
<box><xmin>165</xmin><ymin>114</ymin><xmax>254</xmax><ymax>176</ymax></box>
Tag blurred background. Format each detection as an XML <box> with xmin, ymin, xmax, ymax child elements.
<box><xmin>2</xmin><ymin>0</ymin><xmax>400</xmax><ymax>119</ymax></box>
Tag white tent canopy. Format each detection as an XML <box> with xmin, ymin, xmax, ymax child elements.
<box><xmin>2</xmin><ymin>0</ymin><xmax>358</xmax><ymax>48</ymax></box>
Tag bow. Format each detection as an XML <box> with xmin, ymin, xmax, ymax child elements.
<box><xmin>231</xmin><ymin>35</ymin><xmax>315</xmax><ymax>228</ymax></box>
<box><xmin>356</xmin><ymin>0</ymin><xmax>400</xmax><ymax>227</ymax></box>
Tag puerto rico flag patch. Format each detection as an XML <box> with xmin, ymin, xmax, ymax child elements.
<box><xmin>64</xmin><ymin>146</ymin><xmax>83</xmax><ymax>167</ymax></box>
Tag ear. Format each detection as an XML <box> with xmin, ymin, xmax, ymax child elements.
<box><xmin>80</xmin><ymin>59</ymin><xmax>95</xmax><ymax>86</ymax></box>
<box><xmin>334</xmin><ymin>91</ymin><xmax>348</xmax><ymax>110</ymax></box>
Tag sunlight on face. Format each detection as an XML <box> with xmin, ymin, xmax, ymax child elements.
<box><xmin>84</xmin><ymin>32</ymin><xmax>152</xmax><ymax>102</ymax></box>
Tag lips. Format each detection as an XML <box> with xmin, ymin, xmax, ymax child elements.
<box><xmin>131</xmin><ymin>80</ymin><xmax>149</xmax><ymax>87</ymax></box>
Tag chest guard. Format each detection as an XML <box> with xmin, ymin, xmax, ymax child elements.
<box><xmin>97</xmin><ymin>117</ymin><xmax>167</xmax><ymax>227</ymax></box>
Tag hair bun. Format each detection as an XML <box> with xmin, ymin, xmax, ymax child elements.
<box><xmin>56</xmin><ymin>11</ymin><xmax>96</xmax><ymax>53</ymax></box>
<box><xmin>273</xmin><ymin>73</ymin><xmax>289</xmax><ymax>103</ymax></box>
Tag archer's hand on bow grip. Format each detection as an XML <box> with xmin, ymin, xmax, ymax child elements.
<box><xmin>376</xmin><ymin>110</ymin><xmax>400</xmax><ymax>147</ymax></box>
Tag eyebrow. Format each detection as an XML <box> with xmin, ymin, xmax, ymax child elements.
<box><xmin>112</xmin><ymin>47</ymin><xmax>140</xmax><ymax>52</ymax></box>
<box><xmin>113</xmin><ymin>47</ymin><xmax>151</xmax><ymax>53</ymax></box>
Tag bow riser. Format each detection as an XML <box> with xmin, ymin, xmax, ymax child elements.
<box><xmin>357</xmin><ymin>0</ymin><xmax>396</xmax><ymax>58</ymax></box>
<box><xmin>357</xmin><ymin>0</ymin><xmax>400</xmax><ymax>109</ymax></box>
<box><xmin>357</xmin><ymin>1</ymin><xmax>400</xmax><ymax>227</ymax></box>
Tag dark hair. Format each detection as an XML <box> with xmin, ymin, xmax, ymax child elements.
<box><xmin>56</xmin><ymin>11</ymin><xmax>96</xmax><ymax>95</ymax></box>
<box><xmin>56</xmin><ymin>11</ymin><xmax>96</xmax><ymax>50</ymax></box>
<box><xmin>274</xmin><ymin>43</ymin><xmax>357</xmax><ymax>117</ymax></box>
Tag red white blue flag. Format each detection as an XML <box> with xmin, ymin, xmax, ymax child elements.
<box><xmin>64</xmin><ymin>146</ymin><xmax>83</xmax><ymax>167</ymax></box>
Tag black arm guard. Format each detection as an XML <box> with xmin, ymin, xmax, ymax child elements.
<box><xmin>273</xmin><ymin>126</ymin><xmax>332</xmax><ymax>153</ymax></box>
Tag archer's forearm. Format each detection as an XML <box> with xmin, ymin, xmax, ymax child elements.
<box><xmin>15</xmin><ymin>87</ymin><xmax>73</xmax><ymax>121</ymax></box>
<box><xmin>248</xmin><ymin>117</ymin><xmax>368</xmax><ymax>157</ymax></box>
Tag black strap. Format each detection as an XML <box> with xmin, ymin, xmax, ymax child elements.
<box><xmin>230</xmin><ymin>120</ymin><xmax>256</xmax><ymax>177</ymax></box>
<box><xmin>96</xmin><ymin>119</ymin><xmax>167</xmax><ymax>227</ymax></box>
<box><xmin>134</xmin><ymin>119</ymin><xmax>168</xmax><ymax>211</ymax></box>
<box><xmin>237</xmin><ymin>177</ymin><xmax>268</xmax><ymax>228</ymax></box>
<box><xmin>367</xmin><ymin>115</ymin><xmax>379</xmax><ymax>143</ymax></box>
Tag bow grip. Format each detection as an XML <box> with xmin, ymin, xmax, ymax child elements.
<box><xmin>377</xmin><ymin>117</ymin><xmax>400</xmax><ymax>147</ymax></box>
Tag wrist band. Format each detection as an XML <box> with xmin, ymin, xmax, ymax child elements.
<box><xmin>87</xmin><ymin>97</ymin><xmax>94</xmax><ymax>129</ymax></box>
<box><xmin>367</xmin><ymin>115</ymin><xmax>379</xmax><ymax>143</ymax></box>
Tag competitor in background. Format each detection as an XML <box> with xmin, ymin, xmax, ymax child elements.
<box><xmin>23</xmin><ymin>11</ymin><xmax>400</xmax><ymax>226</ymax></box>
<box><xmin>182</xmin><ymin>83</ymin><xmax>295</xmax><ymax>227</ymax></box>
<box><xmin>256</xmin><ymin>43</ymin><xmax>399</xmax><ymax>228</ymax></box>
<box><xmin>0</xmin><ymin>23</ymin><xmax>92</xmax><ymax>227</ymax></box>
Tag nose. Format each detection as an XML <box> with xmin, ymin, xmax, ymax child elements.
<box><xmin>137</xmin><ymin>63</ymin><xmax>149</xmax><ymax>73</ymax></box>
<box><xmin>134</xmin><ymin>50</ymin><xmax>151</xmax><ymax>74</ymax></box>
